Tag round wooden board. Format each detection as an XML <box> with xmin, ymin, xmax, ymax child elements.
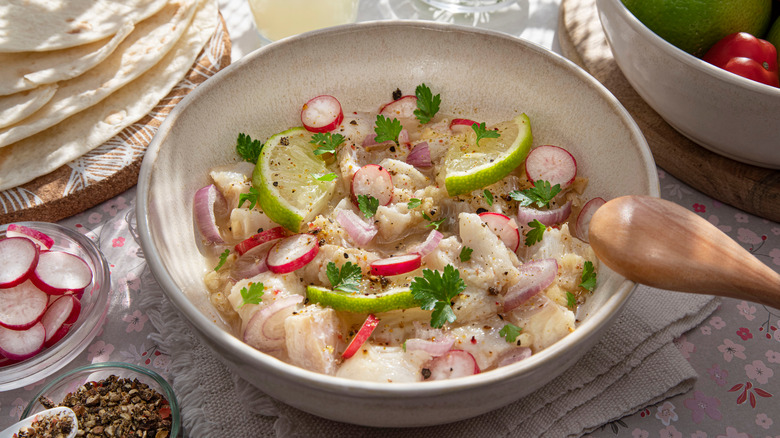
<box><xmin>559</xmin><ymin>0</ymin><xmax>780</xmax><ymax>222</ymax></box>
<box><xmin>0</xmin><ymin>12</ymin><xmax>232</xmax><ymax>225</ymax></box>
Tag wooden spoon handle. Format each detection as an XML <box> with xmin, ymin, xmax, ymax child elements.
<box><xmin>589</xmin><ymin>195</ymin><xmax>780</xmax><ymax>309</ymax></box>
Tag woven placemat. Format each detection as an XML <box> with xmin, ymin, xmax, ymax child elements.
<box><xmin>0</xmin><ymin>12</ymin><xmax>232</xmax><ymax>224</ymax></box>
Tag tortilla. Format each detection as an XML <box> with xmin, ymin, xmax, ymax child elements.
<box><xmin>0</xmin><ymin>23</ymin><xmax>134</xmax><ymax>96</ymax></box>
<box><xmin>0</xmin><ymin>0</ymin><xmax>169</xmax><ymax>53</ymax></box>
<box><xmin>0</xmin><ymin>0</ymin><xmax>198</xmax><ymax>148</ymax></box>
<box><xmin>0</xmin><ymin>0</ymin><xmax>218</xmax><ymax>191</ymax></box>
<box><xmin>0</xmin><ymin>85</ymin><xmax>57</xmax><ymax>129</ymax></box>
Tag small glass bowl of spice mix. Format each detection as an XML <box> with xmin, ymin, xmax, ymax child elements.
<box><xmin>22</xmin><ymin>362</ymin><xmax>180</xmax><ymax>438</ymax></box>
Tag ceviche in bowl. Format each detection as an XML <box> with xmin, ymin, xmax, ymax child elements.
<box><xmin>137</xmin><ymin>21</ymin><xmax>658</xmax><ymax>427</ymax></box>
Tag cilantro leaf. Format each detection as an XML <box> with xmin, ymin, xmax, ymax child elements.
<box><xmin>509</xmin><ymin>180</ymin><xmax>562</xmax><ymax>208</ymax></box>
<box><xmin>459</xmin><ymin>246</ymin><xmax>473</xmax><ymax>262</ymax></box>
<box><xmin>566</xmin><ymin>291</ymin><xmax>577</xmax><ymax>308</ymax></box>
<box><xmin>524</xmin><ymin>219</ymin><xmax>546</xmax><ymax>246</ymax></box>
<box><xmin>422</xmin><ymin>212</ymin><xmax>445</xmax><ymax>230</ymax></box>
<box><xmin>410</xmin><ymin>265</ymin><xmax>467</xmax><ymax>328</ymax></box>
<box><xmin>407</xmin><ymin>198</ymin><xmax>422</xmax><ymax>209</ymax></box>
<box><xmin>238</xmin><ymin>187</ymin><xmax>260</xmax><ymax>209</ymax></box>
<box><xmin>499</xmin><ymin>323</ymin><xmax>523</xmax><ymax>343</ymax></box>
<box><xmin>313</xmin><ymin>172</ymin><xmax>338</xmax><ymax>182</ymax></box>
<box><xmin>239</xmin><ymin>282</ymin><xmax>264</xmax><ymax>308</ymax></box>
<box><xmin>374</xmin><ymin>115</ymin><xmax>403</xmax><ymax>145</ymax></box>
<box><xmin>357</xmin><ymin>194</ymin><xmax>379</xmax><ymax>218</ymax></box>
<box><xmin>236</xmin><ymin>133</ymin><xmax>263</xmax><ymax>164</ymax></box>
<box><xmin>326</xmin><ymin>261</ymin><xmax>363</xmax><ymax>293</ymax></box>
<box><xmin>471</xmin><ymin>122</ymin><xmax>500</xmax><ymax>146</ymax></box>
<box><xmin>483</xmin><ymin>189</ymin><xmax>494</xmax><ymax>206</ymax></box>
<box><xmin>311</xmin><ymin>132</ymin><xmax>345</xmax><ymax>156</ymax></box>
<box><xmin>579</xmin><ymin>260</ymin><xmax>597</xmax><ymax>291</ymax></box>
<box><xmin>214</xmin><ymin>249</ymin><xmax>230</xmax><ymax>271</ymax></box>
<box><xmin>414</xmin><ymin>83</ymin><xmax>441</xmax><ymax>124</ymax></box>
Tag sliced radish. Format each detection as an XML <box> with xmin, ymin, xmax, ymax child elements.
<box><xmin>404</xmin><ymin>337</ymin><xmax>455</xmax><ymax>357</ymax></box>
<box><xmin>497</xmin><ymin>347</ymin><xmax>532</xmax><ymax>367</ymax></box>
<box><xmin>266</xmin><ymin>234</ymin><xmax>320</xmax><ymax>274</ymax></box>
<box><xmin>193</xmin><ymin>184</ymin><xmax>229</xmax><ymax>244</ymax></box>
<box><xmin>0</xmin><ymin>322</ymin><xmax>45</xmax><ymax>361</ymax></box>
<box><xmin>408</xmin><ymin>230</ymin><xmax>443</xmax><ymax>257</ymax></box>
<box><xmin>406</xmin><ymin>142</ymin><xmax>431</xmax><ymax>168</ymax></box>
<box><xmin>31</xmin><ymin>251</ymin><xmax>93</xmax><ymax>295</ymax></box>
<box><xmin>0</xmin><ymin>237</ymin><xmax>39</xmax><ymax>288</ymax></box>
<box><xmin>0</xmin><ymin>280</ymin><xmax>48</xmax><ymax>330</ymax></box>
<box><xmin>342</xmin><ymin>314</ymin><xmax>379</xmax><ymax>359</ymax></box>
<box><xmin>234</xmin><ymin>227</ymin><xmax>287</xmax><ymax>256</ymax></box>
<box><xmin>478</xmin><ymin>212</ymin><xmax>520</xmax><ymax>252</ymax></box>
<box><xmin>243</xmin><ymin>295</ymin><xmax>304</xmax><ymax>352</ymax></box>
<box><xmin>44</xmin><ymin>324</ymin><xmax>72</xmax><ymax>349</ymax></box>
<box><xmin>230</xmin><ymin>240</ymin><xmax>279</xmax><ymax>281</ymax></box>
<box><xmin>524</xmin><ymin>145</ymin><xmax>578</xmax><ymax>189</ymax></box>
<box><xmin>449</xmin><ymin>118</ymin><xmax>478</xmax><ymax>134</ymax></box>
<box><xmin>41</xmin><ymin>295</ymin><xmax>81</xmax><ymax>347</ymax></box>
<box><xmin>503</xmin><ymin>258</ymin><xmax>558</xmax><ymax>311</ymax></box>
<box><xmin>425</xmin><ymin>350</ymin><xmax>480</xmax><ymax>380</ymax></box>
<box><xmin>6</xmin><ymin>224</ymin><xmax>54</xmax><ymax>251</ymax></box>
<box><xmin>517</xmin><ymin>200</ymin><xmax>572</xmax><ymax>228</ymax></box>
<box><xmin>575</xmin><ymin>197</ymin><xmax>606</xmax><ymax>243</ymax></box>
<box><xmin>370</xmin><ymin>254</ymin><xmax>422</xmax><ymax>277</ymax></box>
<box><xmin>351</xmin><ymin>164</ymin><xmax>394</xmax><ymax>206</ymax></box>
<box><xmin>336</xmin><ymin>210</ymin><xmax>377</xmax><ymax>246</ymax></box>
<box><xmin>301</xmin><ymin>95</ymin><xmax>344</xmax><ymax>133</ymax></box>
<box><xmin>379</xmin><ymin>95</ymin><xmax>417</xmax><ymax>118</ymax></box>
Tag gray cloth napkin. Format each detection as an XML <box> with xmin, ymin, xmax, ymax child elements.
<box><xmin>142</xmin><ymin>274</ymin><xmax>718</xmax><ymax>438</ymax></box>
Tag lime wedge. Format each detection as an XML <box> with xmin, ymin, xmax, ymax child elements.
<box><xmin>306</xmin><ymin>285</ymin><xmax>418</xmax><ymax>313</ymax></box>
<box><xmin>443</xmin><ymin>113</ymin><xmax>533</xmax><ymax>196</ymax></box>
<box><xmin>252</xmin><ymin>127</ymin><xmax>336</xmax><ymax>232</ymax></box>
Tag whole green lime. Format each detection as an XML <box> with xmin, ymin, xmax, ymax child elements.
<box><xmin>767</xmin><ymin>16</ymin><xmax>780</xmax><ymax>67</ymax></box>
<box><xmin>621</xmin><ymin>0</ymin><xmax>772</xmax><ymax>57</ymax></box>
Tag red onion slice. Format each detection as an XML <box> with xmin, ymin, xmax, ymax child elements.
<box><xmin>406</xmin><ymin>142</ymin><xmax>431</xmax><ymax>168</ymax></box>
<box><xmin>230</xmin><ymin>240</ymin><xmax>279</xmax><ymax>281</ymax></box>
<box><xmin>235</xmin><ymin>227</ymin><xmax>287</xmax><ymax>256</ymax></box>
<box><xmin>404</xmin><ymin>337</ymin><xmax>455</xmax><ymax>357</ymax></box>
<box><xmin>517</xmin><ymin>200</ymin><xmax>572</xmax><ymax>228</ymax></box>
<box><xmin>503</xmin><ymin>258</ymin><xmax>558</xmax><ymax>311</ymax></box>
<box><xmin>243</xmin><ymin>295</ymin><xmax>304</xmax><ymax>352</ymax></box>
<box><xmin>408</xmin><ymin>230</ymin><xmax>443</xmax><ymax>257</ymax></box>
<box><xmin>337</xmin><ymin>210</ymin><xmax>377</xmax><ymax>246</ymax></box>
<box><xmin>496</xmin><ymin>347</ymin><xmax>532</xmax><ymax>367</ymax></box>
<box><xmin>575</xmin><ymin>197</ymin><xmax>606</xmax><ymax>243</ymax></box>
<box><xmin>193</xmin><ymin>184</ymin><xmax>229</xmax><ymax>244</ymax></box>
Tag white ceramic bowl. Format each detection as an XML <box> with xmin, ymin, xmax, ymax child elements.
<box><xmin>596</xmin><ymin>0</ymin><xmax>780</xmax><ymax>169</ymax></box>
<box><xmin>137</xmin><ymin>21</ymin><xmax>659</xmax><ymax>427</ymax></box>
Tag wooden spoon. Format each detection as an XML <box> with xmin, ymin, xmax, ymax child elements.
<box><xmin>588</xmin><ymin>195</ymin><xmax>780</xmax><ymax>309</ymax></box>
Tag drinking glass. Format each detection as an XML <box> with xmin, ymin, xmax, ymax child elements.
<box><xmin>418</xmin><ymin>0</ymin><xmax>518</xmax><ymax>13</ymax></box>
<box><xmin>247</xmin><ymin>0</ymin><xmax>361</xmax><ymax>42</ymax></box>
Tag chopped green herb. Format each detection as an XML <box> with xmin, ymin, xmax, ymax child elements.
<box><xmin>236</xmin><ymin>133</ymin><xmax>263</xmax><ymax>164</ymax></box>
<box><xmin>410</xmin><ymin>265</ymin><xmax>467</xmax><ymax>328</ymax></box>
<box><xmin>524</xmin><ymin>219</ymin><xmax>546</xmax><ymax>246</ymax></box>
<box><xmin>499</xmin><ymin>323</ymin><xmax>523</xmax><ymax>343</ymax></box>
<box><xmin>579</xmin><ymin>260</ymin><xmax>597</xmax><ymax>291</ymax></box>
<box><xmin>374</xmin><ymin>115</ymin><xmax>403</xmax><ymax>145</ymax></box>
<box><xmin>326</xmin><ymin>261</ymin><xmax>363</xmax><ymax>294</ymax></box>
<box><xmin>357</xmin><ymin>194</ymin><xmax>380</xmax><ymax>218</ymax></box>
<box><xmin>422</xmin><ymin>212</ymin><xmax>445</xmax><ymax>230</ymax></box>
<box><xmin>471</xmin><ymin>122</ymin><xmax>500</xmax><ymax>146</ymax></box>
<box><xmin>238</xmin><ymin>187</ymin><xmax>260</xmax><ymax>209</ymax></box>
<box><xmin>483</xmin><ymin>189</ymin><xmax>494</xmax><ymax>206</ymax></box>
<box><xmin>566</xmin><ymin>291</ymin><xmax>577</xmax><ymax>309</ymax></box>
<box><xmin>310</xmin><ymin>132</ymin><xmax>345</xmax><ymax>156</ymax></box>
<box><xmin>407</xmin><ymin>198</ymin><xmax>422</xmax><ymax>209</ymax></box>
<box><xmin>509</xmin><ymin>180</ymin><xmax>562</xmax><ymax>208</ymax></box>
<box><xmin>459</xmin><ymin>246</ymin><xmax>473</xmax><ymax>262</ymax></box>
<box><xmin>414</xmin><ymin>83</ymin><xmax>441</xmax><ymax>124</ymax></box>
<box><xmin>313</xmin><ymin>172</ymin><xmax>338</xmax><ymax>182</ymax></box>
<box><xmin>239</xmin><ymin>282</ymin><xmax>264</xmax><ymax>308</ymax></box>
<box><xmin>214</xmin><ymin>249</ymin><xmax>230</xmax><ymax>271</ymax></box>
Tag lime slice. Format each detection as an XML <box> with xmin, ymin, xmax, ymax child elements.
<box><xmin>443</xmin><ymin>113</ymin><xmax>533</xmax><ymax>197</ymax></box>
<box><xmin>306</xmin><ymin>285</ymin><xmax>418</xmax><ymax>313</ymax></box>
<box><xmin>252</xmin><ymin>127</ymin><xmax>336</xmax><ymax>232</ymax></box>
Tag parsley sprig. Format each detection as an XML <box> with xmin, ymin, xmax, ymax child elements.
<box><xmin>524</xmin><ymin>219</ymin><xmax>546</xmax><ymax>246</ymax></box>
<box><xmin>357</xmin><ymin>194</ymin><xmax>379</xmax><ymax>218</ymax></box>
<box><xmin>236</xmin><ymin>133</ymin><xmax>263</xmax><ymax>164</ymax></box>
<box><xmin>459</xmin><ymin>246</ymin><xmax>473</xmax><ymax>262</ymax></box>
<box><xmin>407</xmin><ymin>198</ymin><xmax>422</xmax><ymax>209</ymax></box>
<box><xmin>214</xmin><ymin>249</ymin><xmax>230</xmax><ymax>271</ymax></box>
<box><xmin>312</xmin><ymin>172</ymin><xmax>338</xmax><ymax>182</ymax></box>
<box><xmin>499</xmin><ymin>323</ymin><xmax>523</xmax><ymax>344</ymax></box>
<box><xmin>471</xmin><ymin>122</ymin><xmax>500</xmax><ymax>146</ymax></box>
<box><xmin>374</xmin><ymin>115</ymin><xmax>403</xmax><ymax>145</ymax></box>
<box><xmin>483</xmin><ymin>189</ymin><xmax>494</xmax><ymax>206</ymax></box>
<box><xmin>311</xmin><ymin>132</ymin><xmax>345</xmax><ymax>156</ymax></box>
<box><xmin>414</xmin><ymin>83</ymin><xmax>441</xmax><ymax>124</ymax></box>
<box><xmin>566</xmin><ymin>291</ymin><xmax>577</xmax><ymax>309</ymax></box>
<box><xmin>509</xmin><ymin>180</ymin><xmax>562</xmax><ymax>208</ymax></box>
<box><xmin>422</xmin><ymin>212</ymin><xmax>445</xmax><ymax>230</ymax></box>
<box><xmin>238</xmin><ymin>187</ymin><xmax>260</xmax><ymax>209</ymax></box>
<box><xmin>411</xmin><ymin>265</ymin><xmax>467</xmax><ymax>328</ymax></box>
<box><xmin>327</xmin><ymin>261</ymin><xmax>363</xmax><ymax>293</ymax></box>
<box><xmin>239</xmin><ymin>282</ymin><xmax>264</xmax><ymax>308</ymax></box>
<box><xmin>579</xmin><ymin>260</ymin><xmax>597</xmax><ymax>291</ymax></box>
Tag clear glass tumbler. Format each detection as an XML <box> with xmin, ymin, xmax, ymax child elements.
<box><xmin>247</xmin><ymin>0</ymin><xmax>361</xmax><ymax>42</ymax></box>
<box><xmin>418</xmin><ymin>0</ymin><xmax>518</xmax><ymax>13</ymax></box>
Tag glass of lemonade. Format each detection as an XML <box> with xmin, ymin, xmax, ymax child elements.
<box><xmin>247</xmin><ymin>0</ymin><xmax>361</xmax><ymax>43</ymax></box>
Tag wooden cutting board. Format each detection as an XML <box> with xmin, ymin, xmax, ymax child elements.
<box><xmin>559</xmin><ymin>0</ymin><xmax>780</xmax><ymax>222</ymax></box>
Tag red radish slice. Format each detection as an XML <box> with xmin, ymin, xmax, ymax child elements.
<box><xmin>243</xmin><ymin>295</ymin><xmax>304</xmax><ymax>352</ymax></box>
<box><xmin>235</xmin><ymin>227</ymin><xmax>286</xmax><ymax>256</ymax></box>
<box><xmin>266</xmin><ymin>234</ymin><xmax>320</xmax><ymax>274</ymax></box>
<box><xmin>41</xmin><ymin>295</ymin><xmax>81</xmax><ymax>347</ymax></box>
<box><xmin>379</xmin><ymin>95</ymin><xmax>417</xmax><ymax>118</ymax></box>
<box><xmin>336</xmin><ymin>210</ymin><xmax>377</xmax><ymax>246</ymax></box>
<box><xmin>478</xmin><ymin>212</ymin><xmax>520</xmax><ymax>252</ymax></box>
<box><xmin>370</xmin><ymin>254</ymin><xmax>422</xmax><ymax>277</ymax></box>
<box><xmin>193</xmin><ymin>184</ymin><xmax>229</xmax><ymax>244</ymax></box>
<box><xmin>6</xmin><ymin>224</ymin><xmax>54</xmax><ymax>251</ymax></box>
<box><xmin>301</xmin><ymin>95</ymin><xmax>344</xmax><ymax>133</ymax></box>
<box><xmin>524</xmin><ymin>145</ymin><xmax>578</xmax><ymax>189</ymax></box>
<box><xmin>404</xmin><ymin>337</ymin><xmax>455</xmax><ymax>357</ymax></box>
<box><xmin>497</xmin><ymin>347</ymin><xmax>532</xmax><ymax>367</ymax></box>
<box><xmin>0</xmin><ymin>237</ymin><xmax>39</xmax><ymax>288</ymax></box>
<box><xmin>351</xmin><ymin>164</ymin><xmax>394</xmax><ymax>206</ymax></box>
<box><xmin>0</xmin><ymin>280</ymin><xmax>48</xmax><ymax>330</ymax></box>
<box><xmin>31</xmin><ymin>251</ymin><xmax>93</xmax><ymax>295</ymax></box>
<box><xmin>408</xmin><ymin>230</ymin><xmax>443</xmax><ymax>257</ymax></box>
<box><xmin>517</xmin><ymin>200</ymin><xmax>572</xmax><ymax>228</ymax></box>
<box><xmin>342</xmin><ymin>314</ymin><xmax>379</xmax><ymax>359</ymax></box>
<box><xmin>449</xmin><ymin>118</ymin><xmax>478</xmax><ymax>134</ymax></box>
<box><xmin>0</xmin><ymin>322</ymin><xmax>45</xmax><ymax>361</ymax></box>
<box><xmin>575</xmin><ymin>197</ymin><xmax>606</xmax><ymax>243</ymax></box>
<box><xmin>44</xmin><ymin>324</ymin><xmax>72</xmax><ymax>349</ymax></box>
<box><xmin>426</xmin><ymin>350</ymin><xmax>480</xmax><ymax>380</ymax></box>
<box><xmin>503</xmin><ymin>258</ymin><xmax>558</xmax><ymax>311</ymax></box>
<box><xmin>230</xmin><ymin>240</ymin><xmax>278</xmax><ymax>281</ymax></box>
<box><xmin>406</xmin><ymin>142</ymin><xmax>431</xmax><ymax>168</ymax></box>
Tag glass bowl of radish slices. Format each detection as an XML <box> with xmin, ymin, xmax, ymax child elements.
<box><xmin>0</xmin><ymin>222</ymin><xmax>111</xmax><ymax>390</ymax></box>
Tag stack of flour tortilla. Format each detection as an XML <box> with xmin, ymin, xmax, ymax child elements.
<box><xmin>0</xmin><ymin>0</ymin><xmax>219</xmax><ymax>191</ymax></box>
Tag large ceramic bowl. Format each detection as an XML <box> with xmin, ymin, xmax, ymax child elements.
<box><xmin>596</xmin><ymin>0</ymin><xmax>780</xmax><ymax>169</ymax></box>
<box><xmin>137</xmin><ymin>21</ymin><xmax>659</xmax><ymax>427</ymax></box>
